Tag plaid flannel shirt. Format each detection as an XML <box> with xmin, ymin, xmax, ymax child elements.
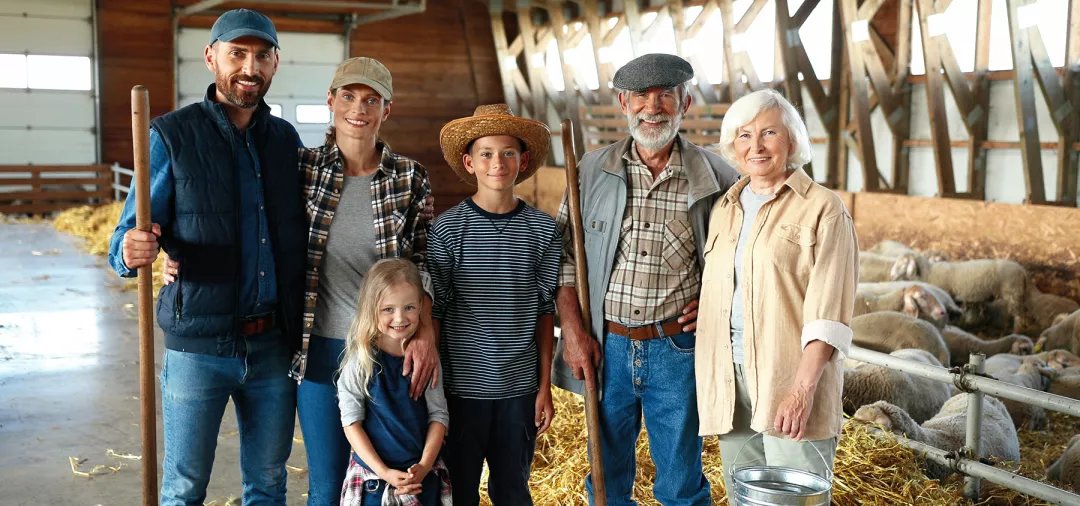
<box><xmin>292</xmin><ymin>130</ymin><xmax>433</xmax><ymax>381</ymax></box>
<box><xmin>341</xmin><ymin>457</ymin><xmax>452</xmax><ymax>506</ymax></box>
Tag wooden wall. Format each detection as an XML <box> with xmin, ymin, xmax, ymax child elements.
<box><xmin>98</xmin><ymin>0</ymin><xmax>175</xmax><ymax>171</ymax></box>
<box><xmin>95</xmin><ymin>0</ymin><xmax>503</xmax><ymax>214</ymax></box>
<box><xmin>351</xmin><ymin>0</ymin><xmax>504</xmax><ymax>213</ymax></box>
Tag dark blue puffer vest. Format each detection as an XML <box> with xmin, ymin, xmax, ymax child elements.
<box><xmin>150</xmin><ymin>84</ymin><xmax>307</xmax><ymax>357</ymax></box>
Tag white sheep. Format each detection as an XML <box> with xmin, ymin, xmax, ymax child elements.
<box><xmin>869</xmin><ymin>240</ymin><xmax>918</xmax><ymax>257</ymax></box>
<box><xmin>989</xmin><ymin>358</ymin><xmax>1057</xmax><ymax>430</ymax></box>
<box><xmin>1036</xmin><ymin>309</ymin><xmax>1080</xmax><ymax>356</ymax></box>
<box><xmin>843</xmin><ymin>349</ymin><xmax>952</xmax><ymax>423</ymax></box>
<box><xmin>854</xmin><ymin>285</ymin><xmax>948</xmax><ymax>328</ymax></box>
<box><xmin>859</xmin><ymin>281</ymin><xmax>964</xmax><ymax>323</ymax></box>
<box><xmin>851</xmin><ymin>311</ymin><xmax>951</xmax><ymax>367</ymax></box>
<box><xmin>1048</xmin><ymin>366</ymin><xmax>1080</xmax><ymax>400</ymax></box>
<box><xmin>984</xmin><ymin>349</ymin><xmax>1080</xmax><ymax>376</ymax></box>
<box><xmin>973</xmin><ymin>288</ymin><xmax>1078</xmax><ymax>336</ymax></box>
<box><xmin>893</xmin><ymin>259</ymin><xmax>1031</xmax><ymax>331</ymax></box>
<box><xmin>939</xmin><ymin>326</ymin><xmax>1034</xmax><ymax>367</ymax></box>
<box><xmin>853</xmin><ymin>394</ymin><xmax>1020</xmax><ymax>493</ymax></box>
<box><xmin>859</xmin><ymin>252</ymin><xmax>906</xmax><ymax>283</ymax></box>
<box><xmin>1047</xmin><ymin>435</ymin><xmax>1080</xmax><ymax>490</ymax></box>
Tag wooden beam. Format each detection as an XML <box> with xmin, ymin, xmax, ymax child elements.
<box><xmin>937</xmin><ymin>38</ymin><xmax>980</xmax><ymax>126</ymax></box>
<box><xmin>1059</xmin><ymin>0</ymin><xmax>1080</xmax><ymax>203</ymax></box>
<box><xmin>791</xmin><ymin>0</ymin><xmax>820</xmax><ymax>28</ymax></box>
<box><xmin>490</xmin><ymin>6</ymin><xmax>523</xmax><ymax>116</ymax></box>
<box><xmin>508</xmin><ymin>35</ymin><xmax>523</xmax><ymax>56</ymax></box>
<box><xmin>735</xmin><ymin>0</ymin><xmax>769</xmax><ymax>33</ymax></box>
<box><xmin>720</xmin><ymin>0</ymin><xmax>740</xmax><ymax>100</ymax></box>
<box><xmin>623</xmin><ymin>0</ymin><xmax>644</xmax><ymax>56</ymax></box>
<box><xmin>549</xmin><ymin>3</ymin><xmax>585</xmax><ymax>159</ymax></box>
<box><xmin>1028</xmin><ymin>30</ymin><xmax>1072</xmax><ymax>133</ymax></box>
<box><xmin>916</xmin><ymin>0</ymin><xmax>956</xmax><ymax>195</ymax></box>
<box><xmin>857</xmin><ymin>0</ymin><xmax>887</xmax><ymax>23</ymax></box>
<box><xmin>967</xmin><ymin>0</ymin><xmax>993</xmax><ymax>199</ymax></box>
<box><xmin>890</xmin><ymin>0</ymin><xmax>914</xmax><ymax>193</ymax></box>
<box><xmin>670</xmin><ymin>0</ymin><xmax>686</xmax><ymax>56</ymax></box>
<box><xmin>776</xmin><ymin>0</ymin><xmax>812</xmax><ymax>178</ymax></box>
<box><xmin>518</xmin><ymin>2</ymin><xmax>549</xmax><ymax>122</ymax></box>
<box><xmin>582</xmin><ymin>0</ymin><xmax>611</xmax><ymax>103</ymax></box>
<box><xmin>840</xmin><ymin>0</ymin><xmax>879</xmax><ymax>190</ymax></box>
<box><xmin>861</xmin><ymin>41</ymin><xmax>903</xmax><ymax>132</ymax></box>
<box><xmin>827</xmin><ymin>0</ymin><xmax>847</xmax><ymax>189</ymax></box>
<box><xmin>795</xmin><ymin>42</ymin><xmax>829</xmax><ymax>114</ymax></box>
<box><xmin>602</xmin><ymin>14</ymin><xmax>625</xmax><ymax>46</ymax></box>
<box><xmin>869</xmin><ymin>25</ymin><xmax>896</xmax><ymax>78</ymax></box>
<box><xmin>686</xmin><ymin>1</ymin><xmax>717</xmax><ymax>39</ymax></box>
<box><xmin>1006</xmin><ymin>0</ymin><xmax>1047</xmax><ymax>204</ymax></box>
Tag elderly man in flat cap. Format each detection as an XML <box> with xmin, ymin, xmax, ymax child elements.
<box><xmin>553</xmin><ymin>53</ymin><xmax>740</xmax><ymax>504</ymax></box>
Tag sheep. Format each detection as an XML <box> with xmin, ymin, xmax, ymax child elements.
<box><xmin>938</xmin><ymin>326</ymin><xmax>1034</xmax><ymax>367</ymax></box>
<box><xmin>854</xmin><ymin>285</ymin><xmax>948</xmax><ymax>328</ymax></box>
<box><xmin>989</xmin><ymin>358</ymin><xmax>1057</xmax><ymax>430</ymax></box>
<box><xmin>868</xmin><ymin>240</ymin><xmax>918</xmax><ymax>257</ymax></box>
<box><xmin>843</xmin><ymin>349</ymin><xmax>952</xmax><ymax>423</ymax></box>
<box><xmin>893</xmin><ymin>258</ymin><xmax>1030</xmax><ymax>331</ymax></box>
<box><xmin>984</xmin><ymin>349</ymin><xmax>1080</xmax><ymax>376</ymax></box>
<box><xmin>923</xmin><ymin>250</ymin><xmax>949</xmax><ymax>263</ymax></box>
<box><xmin>853</xmin><ymin>394</ymin><xmax>1020</xmax><ymax>492</ymax></box>
<box><xmin>859</xmin><ymin>281</ymin><xmax>963</xmax><ymax>323</ymax></box>
<box><xmin>971</xmin><ymin>288</ymin><xmax>1078</xmax><ymax>335</ymax></box>
<box><xmin>1036</xmin><ymin>309</ymin><xmax>1080</xmax><ymax>356</ymax></box>
<box><xmin>1047</xmin><ymin>435</ymin><xmax>1080</xmax><ymax>490</ymax></box>
<box><xmin>851</xmin><ymin>311</ymin><xmax>951</xmax><ymax>367</ymax></box>
<box><xmin>1049</xmin><ymin>373</ymin><xmax>1080</xmax><ymax>401</ymax></box>
<box><xmin>860</xmin><ymin>252</ymin><xmax>906</xmax><ymax>283</ymax></box>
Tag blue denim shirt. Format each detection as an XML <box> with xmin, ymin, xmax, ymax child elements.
<box><xmin>108</xmin><ymin>126</ymin><xmax>292</xmax><ymax>316</ymax></box>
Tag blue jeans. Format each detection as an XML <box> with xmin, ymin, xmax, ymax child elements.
<box><xmin>361</xmin><ymin>474</ymin><xmax>440</xmax><ymax>506</ymax></box>
<box><xmin>296</xmin><ymin>335</ymin><xmax>351</xmax><ymax>506</ymax></box>
<box><xmin>159</xmin><ymin>333</ymin><xmax>297</xmax><ymax>506</ymax></box>
<box><xmin>585</xmin><ymin>330</ymin><xmax>710</xmax><ymax>506</ymax></box>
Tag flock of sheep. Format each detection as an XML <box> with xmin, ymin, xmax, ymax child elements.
<box><xmin>842</xmin><ymin>240</ymin><xmax>1080</xmax><ymax>495</ymax></box>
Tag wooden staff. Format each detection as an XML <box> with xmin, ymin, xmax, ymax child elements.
<box><xmin>561</xmin><ymin>118</ymin><xmax>606</xmax><ymax>503</ymax></box>
<box><xmin>131</xmin><ymin>85</ymin><xmax>158</xmax><ymax>506</ymax></box>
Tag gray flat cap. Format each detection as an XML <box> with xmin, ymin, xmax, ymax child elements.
<box><xmin>612</xmin><ymin>53</ymin><xmax>694</xmax><ymax>92</ymax></box>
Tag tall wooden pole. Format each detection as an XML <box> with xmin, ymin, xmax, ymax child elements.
<box><xmin>131</xmin><ymin>85</ymin><xmax>158</xmax><ymax>506</ymax></box>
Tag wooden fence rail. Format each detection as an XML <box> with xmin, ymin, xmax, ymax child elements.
<box><xmin>0</xmin><ymin>164</ymin><xmax>113</xmax><ymax>215</ymax></box>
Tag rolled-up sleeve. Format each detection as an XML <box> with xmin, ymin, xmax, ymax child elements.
<box><xmin>336</xmin><ymin>359</ymin><xmax>368</xmax><ymax>427</ymax></box>
<box><xmin>423</xmin><ymin>368</ymin><xmax>449</xmax><ymax>430</ymax></box>
<box><xmin>800</xmin><ymin>211</ymin><xmax>859</xmax><ymax>359</ymax></box>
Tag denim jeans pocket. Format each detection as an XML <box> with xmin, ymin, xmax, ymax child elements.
<box><xmin>666</xmin><ymin>331</ymin><xmax>696</xmax><ymax>353</ymax></box>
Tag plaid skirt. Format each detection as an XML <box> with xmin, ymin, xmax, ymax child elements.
<box><xmin>340</xmin><ymin>457</ymin><xmax>452</xmax><ymax>506</ymax></box>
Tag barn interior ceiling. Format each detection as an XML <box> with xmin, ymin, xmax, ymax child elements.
<box><xmin>174</xmin><ymin>0</ymin><xmax>426</xmax><ymax>25</ymax></box>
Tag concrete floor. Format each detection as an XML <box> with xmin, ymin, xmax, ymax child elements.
<box><xmin>0</xmin><ymin>223</ymin><xmax>310</xmax><ymax>505</ymax></box>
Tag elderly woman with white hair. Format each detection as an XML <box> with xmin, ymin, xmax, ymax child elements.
<box><xmin>695</xmin><ymin>89</ymin><xmax>858</xmax><ymax>493</ymax></box>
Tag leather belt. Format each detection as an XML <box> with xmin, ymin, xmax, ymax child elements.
<box><xmin>606</xmin><ymin>319</ymin><xmax>684</xmax><ymax>341</ymax></box>
<box><xmin>239</xmin><ymin>312</ymin><xmax>276</xmax><ymax>336</ymax></box>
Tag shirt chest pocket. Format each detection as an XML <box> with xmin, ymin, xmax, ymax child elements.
<box><xmin>662</xmin><ymin>218</ymin><xmax>695</xmax><ymax>272</ymax></box>
<box><xmin>769</xmin><ymin>223</ymin><xmax>816</xmax><ymax>276</ymax></box>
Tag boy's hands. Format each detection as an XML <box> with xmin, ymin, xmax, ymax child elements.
<box><xmin>392</xmin><ymin>462</ymin><xmax>433</xmax><ymax>496</ymax></box>
<box><xmin>535</xmin><ymin>385</ymin><xmax>555</xmax><ymax>435</ymax></box>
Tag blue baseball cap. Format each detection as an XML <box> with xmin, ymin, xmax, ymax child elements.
<box><xmin>209</xmin><ymin>9</ymin><xmax>279</xmax><ymax>49</ymax></box>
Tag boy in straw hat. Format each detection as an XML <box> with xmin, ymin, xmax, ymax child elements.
<box><xmin>429</xmin><ymin>104</ymin><xmax>561</xmax><ymax>505</ymax></box>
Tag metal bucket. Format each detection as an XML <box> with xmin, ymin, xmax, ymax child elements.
<box><xmin>728</xmin><ymin>429</ymin><xmax>833</xmax><ymax>506</ymax></box>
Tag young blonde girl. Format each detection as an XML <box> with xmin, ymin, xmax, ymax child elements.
<box><xmin>337</xmin><ymin>258</ymin><xmax>450</xmax><ymax>505</ymax></box>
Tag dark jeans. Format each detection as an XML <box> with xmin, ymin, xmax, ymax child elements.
<box><xmin>296</xmin><ymin>335</ymin><xmax>351</xmax><ymax>506</ymax></box>
<box><xmin>445</xmin><ymin>393</ymin><xmax>537</xmax><ymax>506</ymax></box>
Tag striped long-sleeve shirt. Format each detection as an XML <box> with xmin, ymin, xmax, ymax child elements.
<box><xmin>428</xmin><ymin>198</ymin><xmax>561</xmax><ymax>399</ymax></box>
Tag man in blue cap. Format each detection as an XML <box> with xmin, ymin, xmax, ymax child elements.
<box><xmin>552</xmin><ymin>53</ymin><xmax>740</xmax><ymax>505</ymax></box>
<box><xmin>108</xmin><ymin>9</ymin><xmax>306</xmax><ymax>505</ymax></box>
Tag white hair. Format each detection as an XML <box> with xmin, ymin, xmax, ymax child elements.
<box><xmin>716</xmin><ymin>89</ymin><xmax>812</xmax><ymax>170</ymax></box>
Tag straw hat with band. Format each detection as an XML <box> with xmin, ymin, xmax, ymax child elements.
<box><xmin>439</xmin><ymin>104</ymin><xmax>551</xmax><ymax>186</ymax></box>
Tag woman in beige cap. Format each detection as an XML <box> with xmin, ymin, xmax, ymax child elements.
<box><xmin>163</xmin><ymin>56</ymin><xmax>441</xmax><ymax>505</ymax></box>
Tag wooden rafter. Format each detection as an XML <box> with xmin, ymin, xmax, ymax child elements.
<box><xmin>549</xmin><ymin>2</ymin><xmax>586</xmax><ymax>158</ymax></box>
<box><xmin>490</xmin><ymin>1</ymin><xmax>526</xmax><ymax>116</ymax></box>
<box><xmin>1005</xmin><ymin>0</ymin><xmax>1048</xmax><ymax>204</ymax></box>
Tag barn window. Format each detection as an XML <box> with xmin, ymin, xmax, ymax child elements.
<box><xmin>26</xmin><ymin>55</ymin><xmax>92</xmax><ymax>91</ymax></box>
<box><xmin>296</xmin><ymin>104</ymin><xmax>330</xmax><ymax>124</ymax></box>
<box><xmin>0</xmin><ymin>54</ymin><xmax>28</xmax><ymax>88</ymax></box>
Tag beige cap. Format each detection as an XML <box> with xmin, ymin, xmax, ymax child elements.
<box><xmin>329</xmin><ymin>57</ymin><xmax>392</xmax><ymax>100</ymax></box>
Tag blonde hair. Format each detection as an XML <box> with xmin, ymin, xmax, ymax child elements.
<box><xmin>716</xmin><ymin>89</ymin><xmax>813</xmax><ymax>170</ymax></box>
<box><xmin>339</xmin><ymin>258</ymin><xmax>425</xmax><ymax>397</ymax></box>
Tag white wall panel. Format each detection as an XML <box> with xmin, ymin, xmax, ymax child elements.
<box><xmin>0</xmin><ymin>130</ymin><xmax>95</xmax><ymax>164</ymax></box>
<box><xmin>0</xmin><ymin>17</ymin><xmax>92</xmax><ymax>55</ymax></box>
<box><xmin>0</xmin><ymin>90</ymin><xmax>94</xmax><ymax>129</ymax></box>
<box><xmin>0</xmin><ymin>0</ymin><xmax>91</xmax><ymax>18</ymax></box>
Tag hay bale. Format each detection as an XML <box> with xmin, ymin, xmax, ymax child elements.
<box><xmin>53</xmin><ymin>202</ymin><xmax>164</xmax><ymax>296</ymax></box>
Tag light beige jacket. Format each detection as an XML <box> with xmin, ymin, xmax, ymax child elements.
<box><xmin>695</xmin><ymin>168</ymin><xmax>858</xmax><ymax>441</ymax></box>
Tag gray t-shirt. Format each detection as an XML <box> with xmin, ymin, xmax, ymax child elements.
<box><xmin>336</xmin><ymin>353</ymin><xmax>450</xmax><ymax>430</ymax></box>
<box><xmin>313</xmin><ymin>173</ymin><xmax>379</xmax><ymax>340</ymax></box>
<box><xmin>731</xmin><ymin>184</ymin><xmax>774</xmax><ymax>364</ymax></box>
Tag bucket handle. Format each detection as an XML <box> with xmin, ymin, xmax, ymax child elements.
<box><xmin>727</xmin><ymin>427</ymin><xmax>834</xmax><ymax>483</ymax></box>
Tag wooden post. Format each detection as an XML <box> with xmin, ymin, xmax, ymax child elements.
<box><xmin>582</xmin><ymin>0</ymin><xmax>612</xmax><ymax>104</ymax></box>
<box><xmin>490</xmin><ymin>1</ymin><xmax>522</xmax><ymax>116</ymax></box>
<box><xmin>550</xmin><ymin>2</ymin><xmax>586</xmax><ymax>159</ymax></box>
<box><xmin>829</xmin><ymin>0</ymin><xmax>849</xmax><ymax>190</ymax></box>
<box><xmin>518</xmin><ymin>1</ymin><xmax>549</xmax><ymax>123</ymax></box>
<box><xmin>623</xmin><ymin>0</ymin><xmax>644</xmax><ymax>56</ymax></box>
<box><xmin>1063</xmin><ymin>0</ymin><xmax>1080</xmax><ymax>204</ymax></box>
<box><xmin>839</xmin><ymin>0</ymin><xmax>880</xmax><ymax>191</ymax></box>
<box><xmin>916</xmin><ymin>0</ymin><xmax>956</xmax><ymax>195</ymax></box>
<box><xmin>131</xmin><ymin>85</ymin><xmax>158</xmax><ymax>506</ymax></box>
<box><xmin>1005</xmin><ymin>0</ymin><xmax>1047</xmax><ymax>204</ymax></box>
<box><xmin>776</xmin><ymin>0</ymin><xmax>812</xmax><ymax>179</ymax></box>
<box><xmin>890</xmin><ymin>0</ymin><xmax>913</xmax><ymax>193</ymax></box>
<box><xmin>969</xmin><ymin>0</ymin><xmax>993</xmax><ymax>199</ymax></box>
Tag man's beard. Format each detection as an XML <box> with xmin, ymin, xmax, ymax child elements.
<box><xmin>215</xmin><ymin>72</ymin><xmax>270</xmax><ymax>109</ymax></box>
<box><xmin>626</xmin><ymin>110</ymin><xmax>682</xmax><ymax>151</ymax></box>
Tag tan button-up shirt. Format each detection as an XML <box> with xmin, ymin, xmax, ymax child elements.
<box><xmin>696</xmin><ymin>168</ymin><xmax>859</xmax><ymax>441</ymax></box>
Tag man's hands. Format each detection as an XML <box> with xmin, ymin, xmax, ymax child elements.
<box><xmin>561</xmin><ymin>321</ymin><xmax>602</xmax><ymax>390</ymax></box>
<box><xmin>677</xmin><ymin>299</ymin><xmax>700</xmax><ymax>332</ymax></box>
<box><xmin>122</xmin><ymin>223</ymin><xmax>162</xmax><ymax>269</ymax></box>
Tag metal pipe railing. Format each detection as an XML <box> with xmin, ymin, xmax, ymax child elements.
<box><xmin>847</xmin><ymin>346</ymin><xmax>1080</xmax><ymax>417</ymax></box>
<box><xmin>865</xmin><ymin>427</ymin><xmax>1080</xmax><ymax>505</ymax></box>
<box><xmin>963</xmin><ymin>353</ymin><xmax>986</xmax><ymax>500</ymax></box>
<box><xmin>111</xmin><ymin>164</ymin><xmax>134</xmax><ymax>201</ymax></box>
